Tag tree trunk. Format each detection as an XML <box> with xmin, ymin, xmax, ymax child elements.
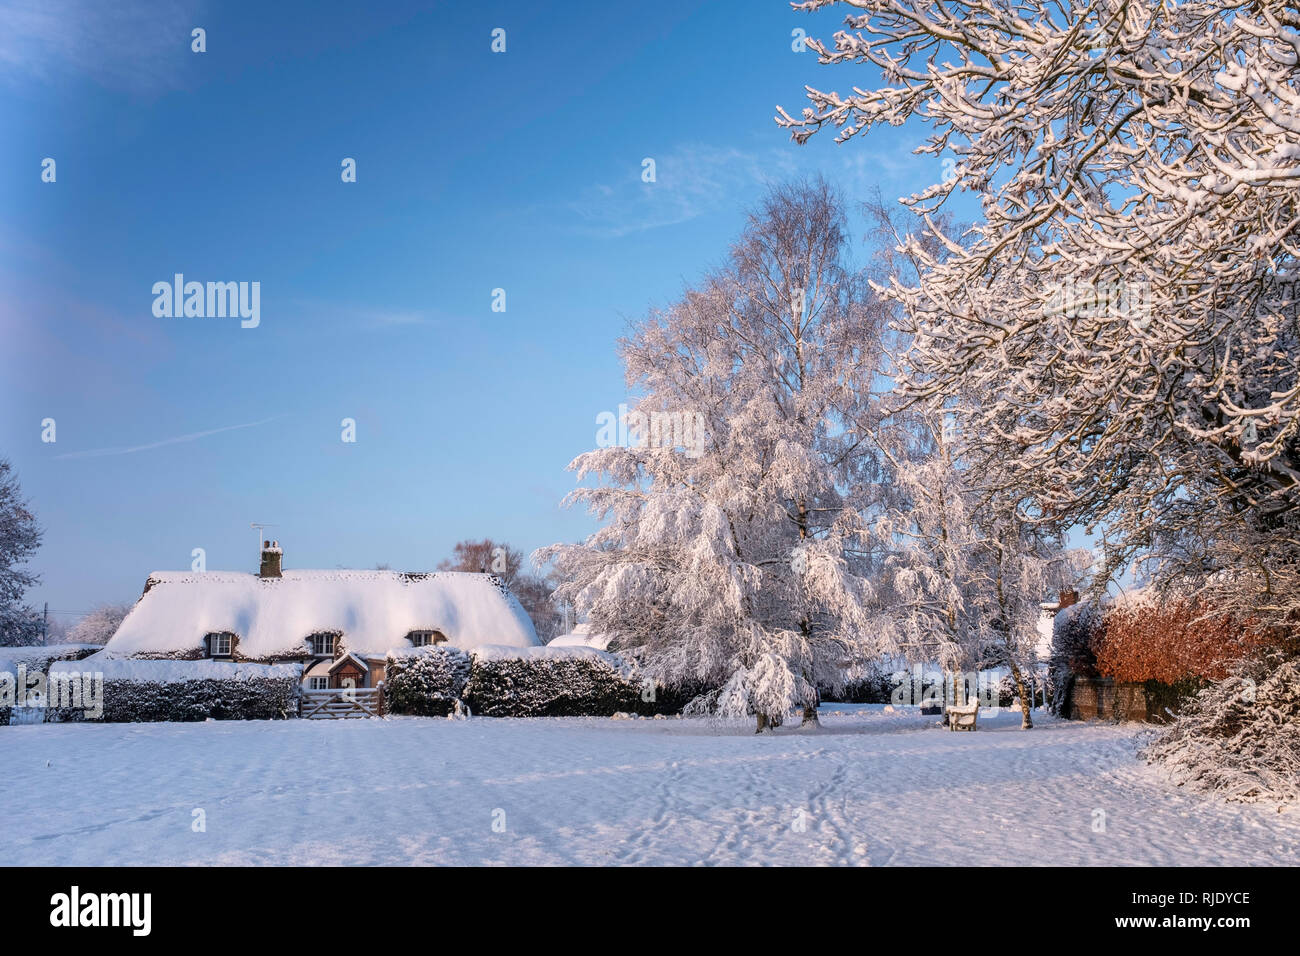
<box><xmin>794</xmin><ymin>497</ymin><xmax>817</xmax><ymax>733</ymax></box>
<box><xmin>945</xmin><ymin>669</ymin><xmax>962</xmax><ymax>727</ymax></box>
<box><xmin>1007</xmin><ymin>657</ymin><xmax>1034</xmax><ymax>729</ymax></box>
<box><xmin>756</xmin><ymin>713</ymin><xmax>772</xmax><ymax>734</ymax></box>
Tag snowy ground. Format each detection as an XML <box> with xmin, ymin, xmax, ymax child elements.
<box><xmin>2</xmin><ymin>705</ymin><xmax>1295</xmax><ymax>866</ymax></box>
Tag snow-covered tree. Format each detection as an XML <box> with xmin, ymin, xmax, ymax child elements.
<box><xmin>1143</xmin><ymin>649</ymin><xmax>1300</xmax><ymax>803</ymax></box>
<box><xmin>779</xmin><ymin>0</ymin><xmax>1300</xmax><ymax>625</ymax></box>
<box><xmin>873</xmin><ymin>416</ymin><xmax>987</xmax><ymax>676</ymax></box>
<box><xmin>541</xmin><ymin>179</ymin><xmax>888</xmax><ymax>731</ymax></box>
<box><xmin>439</xmin><ymin>538</ymin><xmax>523</xmax><ymax>578</ymax></box>
<box><xmin>67</xmin><ymin>602</ymin><xmax>131</xmax><ymax>645</ymax></box>
<box><xmin>0</xmin><ymin>604</ymin><xmax>41</xmax><ymax>646</ymax></box>
<box><xmin>0</xmin><ymin>459</ymin><xmax>42</xmax><ymax>646</ymax></box>
<box><xmin>42</xmin><ymin>614</ymin><xmax>71</xmax><ymax>645</ymax></box>
<box><xmin>873</xmin><ymin>412</ymin><xmax>1085</xmax><ymax>727</ymax></box>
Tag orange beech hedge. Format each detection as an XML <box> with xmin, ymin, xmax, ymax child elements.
<box><xmin>1093</xmin><ymin>599</ymin><xmax>1259</xmax><ymax>684</ymax></box>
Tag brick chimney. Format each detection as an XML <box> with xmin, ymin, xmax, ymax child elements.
<box><xmin>1058</xmin><ymin>588</ymin><xmax>1078</xmax><ymax>610</ymax></box>
<box><xmin>260</xmin><ymin>540</ymin><xmax>282</xmax><ymax>578</ymax></box>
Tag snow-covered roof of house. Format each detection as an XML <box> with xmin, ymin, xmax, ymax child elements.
<box><xmin>104</xmin><ymin>569</ymin><xmax>539</xmax><ymax>660</ymax></box>
<box><xmin>546</xmin><ymin>622</ymin><xmax>613</xmax><ymax>651</ymax></box>
<box><xmin>328</xmin><ymin>652</ymin><xmax>370</xmax><ymax>674</ymax></box>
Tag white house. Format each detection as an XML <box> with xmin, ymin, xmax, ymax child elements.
<box><xmin>102</xmin><ymin>542</ymin><xmax>539</xmax><ymax>688</ymax></box>
<box><xmin>1035</xmin><ymin>589</ymin><xmax>1079</xmax><ymax>661</ymax></box>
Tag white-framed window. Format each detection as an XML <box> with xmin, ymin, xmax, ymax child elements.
<box><xmin>307</xmin><ymin>677</ymin><xmax>330</xmax><ymax>690</ymax></box>
<box><xmin>206</xmin><ymin>632</ymin><xmax>233</xmax><ymax>657</ymax></box>
<box><xmin>407</xmin><ymin>629</ymin><xmax>446</xmax><ymax>647</ymax></box>
<box><xmin>308</xmin><ymin>633</ymin><xmax>336</xmax><ymax>656</ymax></box>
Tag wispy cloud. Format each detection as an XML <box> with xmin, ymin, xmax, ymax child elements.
<box><xmin>288</xmin><ymin>299</ymin><xmax>445</xmax><ymax>330</ymax></box>
<box><xmin>55</xmin><ymin>417</ymin><xmax>278</xmax><ymax>460</ymax></box>
<box><xmin>0</xmin><ymin>0</ymin><xmax>205</xmax><ymax>93</ymax></box>
<box><xmin>358</xmin><ymin>308</ymin><xmax>439</xmax><ymax>329</ymax></box>
<box><xmin>563</xmin><ymin>143</ymin><xmax>802</xmax><ymax>238</ymax></box>
<box><xmin>556</xmin><ymin>139</ymin><xmax>942</xmax><ymax>239</ymax></box>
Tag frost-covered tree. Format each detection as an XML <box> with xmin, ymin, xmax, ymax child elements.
<box><xmin>439</xmin><ymin>538</ymin><xmax>524</xmax><ymax>578</ymax></box>
<box><xmin>67</xmin><ymin>602</ymin><xmax>130</xmax><ymax>645</ymax></box>
<box><xmin>779</xmin><ymin>0</ymin><xmax>1300</xmax><ymax>625</ymax></box>
<box><xmin>873</xmin><ymin>412</ymin><xmax>1084</xmax><ymax>727</ymax></box>
<box><xmin>0</xmin><ymin>604</ymin><xmax>41</xmax><ymax>646</ymax></box>
<box><xmin>541</xmin><ymin>179</ymin><xmax>888</xmax><ymax>731</ymax></box>
<box><xmin>0</xmin><ymin>459</ymin><xmax>42</xmax><ymax>646</ymax></box>
<box><xmin>510</xmin><ymin>573</ymin><xmax>566</xmax><ymax>642</ymax></box>
<box><xmin>1142</xmin><ymin>649</ymin><xmax>1300</xmax><ymax>803</ymax></box>
<box><xmin>42</xmin><ymin>614</ymin><xmax>71</xmax><ymax>645</ymax></box>
<box><xmin>873</xmin><ymin>416</ymin><xmax>987</xmax><ymax>676</ymax></box>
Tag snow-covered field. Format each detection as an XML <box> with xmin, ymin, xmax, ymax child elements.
<box><xmin>2</xmin><ymin>705</ymin><xmax>1295</xmax><ymax>866</ymax></box>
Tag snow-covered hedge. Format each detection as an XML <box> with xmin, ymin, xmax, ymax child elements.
<box><xmin>995</xmin><ymin>674</ymin><xmax>1017</xmax><ymax>708</ymax></box>
<box><xmin>45</xmin><ymin>659</ymin><xmax>301</xmax><ymax>723</ymax></box>
<box><xmin>1096</xmin><ymin>590</ymin><xmax>1257</xmax><ymax>685</ymax></box>
<box><xmin>829</xmin><ymin>664</ymin><xmax>900</xmax><ymax>704</ymax></box>
<box><xmin>1143</xmin><ymin>652</ymin><xmax>1300</xmax><ymax>804</ymax></box>
<box><xmin>995</xmin><ymin>672</ymin><xmax>1047</xmax><ymax>708</ymax></box>
<box><xmin>384</xmin><ymin>646</ymin><xmax>472</xmax><ymax>716</ymax></box>
<box><xmin>464</xmin><ymin>645</ymin><xmax>653</xmax><ymax>717</ymax></box>
<box><xmin>0</xmin><ymin>656</ymin><xmax>12</xmax><ymax>725</ymax></box>
<box><xmin>1</xmin><ymin>646</ymin><xmax>120</xmax><ymax>725</ymax></box>
<box><xmin>1048</xmin><ymin>593</ymin><xmax>1265</xmax><ymax>720</ymax></box>
<box><xmin>0</xmin><ymin>644</ymin><xmax>101</xmax><ymax>671</ymax></box>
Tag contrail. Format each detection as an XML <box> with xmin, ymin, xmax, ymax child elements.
<box><xmin>55</xmin><ymin>417</ymin><xmax>279</xmax><ymax>459</ymax></box>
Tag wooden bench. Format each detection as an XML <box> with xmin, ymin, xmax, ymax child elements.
<box><xmin>946</xmin><ymin>699</ymin><xmax>979</xmax><ymax>731</ymax></box>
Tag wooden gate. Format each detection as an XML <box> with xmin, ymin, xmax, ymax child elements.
<box><xmin>300</xmin><ymin>686</ymin><xmax>385</xmax><ymax>719</ymax></box>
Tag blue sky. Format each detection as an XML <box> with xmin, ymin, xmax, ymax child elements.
<box><xmin>1</xmin><ymin>0</ymin><xmax>966</xmax><ymax>621</ymax></box>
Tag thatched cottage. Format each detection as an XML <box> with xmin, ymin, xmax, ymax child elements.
<box><xmin>102</xmin><ymin>542</ymin><xmax>539</xmax><ymax>688</ymax></box>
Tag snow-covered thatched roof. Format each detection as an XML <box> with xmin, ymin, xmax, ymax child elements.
<box><xmin>546</xmin><ymin>622</ymin><xmax>613</xmax><ymax>651</ymax></box>
<box><xmin>104</xmin><ymin>570</ymin><xmax>539</xmax><ymax>659</ymax></box>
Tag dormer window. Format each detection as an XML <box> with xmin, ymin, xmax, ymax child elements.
<box><xmin>308</xmin><ymin>632</ymin><xmax>337</xmax><ymax>657</ymax></box>
<box><xmin>407</xmin><ymin>629</ymin><xmax>446</xmax><ymax>648</ymax></box>
<box><xmin>206</xmin><ymin>631</ymin><xmax>235</xmax><ymax>658</ymax></box>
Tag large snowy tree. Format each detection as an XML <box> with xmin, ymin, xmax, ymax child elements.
<box><xmin>541</xmin><ymin>179</ymin><xmax>889</xmax><ymax>731</ymax></box>
<box><xmin>67</xmin><ymin>602</ymin><xmax>131</xmax><ymax>646</ymax></box>
<box><xmin>0</xmin><ymin>458</ymin><xmax>43</xmax><ymax>646</ymax></box>
<box><xmin>779</xmin><ymin>0</ymin><xmax>1300</xmax><ymax>624</ymax></box>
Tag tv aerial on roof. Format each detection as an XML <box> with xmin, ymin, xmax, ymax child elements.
<box><xmin>251</xmin><ymin>522</ymin><xmax>279</xmax><ymax>555</ymax></box>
